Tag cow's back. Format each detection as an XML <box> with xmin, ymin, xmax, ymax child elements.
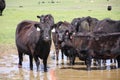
<box><xmin>94</xmin><ymin>19</ymin><xmax>120</xmax><ymax>33</ymax></box>
<box><xmin>15</xmin><ymin>20</ymin><xmax>39</xmax><ymax>52</ymax></box>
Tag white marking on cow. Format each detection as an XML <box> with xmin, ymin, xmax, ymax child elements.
<box><xmin>37</xmin><ymin>27</ymin><xmax>40</xmax><ymax>31</ymax></box>
<box><xmin>52</xmin><ymin>28</ymin><xmax>55</xmax><ymax>32</ymax></box>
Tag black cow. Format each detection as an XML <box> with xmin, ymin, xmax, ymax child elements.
<box><xmin>67</xmin><ymin>32</ymin><xmax>120</xmax><ymax>70</ymax></box>
<box><xmin>71</xmin><ymin>16</ymin><xmax>99</xmax><ymax>32</ymax></box>
<box><xmin>61</xmin><ymin>31</ymin><xmax>77</xmax><ymax>65</ymax></box>
<box><xmin>77</xmin><ymin>19</ymin><xmax>120</xmax><ymax>70</ymax></box>
<box><xmin>63</xmin><ymin>18</ymin><xmax>120</xmax><ymax>70</ymax></box>
<box><xmin>71</xmin><ymin>18</ymin><xmax>81</xmax><ymax>32</ymax></box>
<box><xmin>0</xmin><ymin>0</ymin><xmax>5</xmax><ymax>16</ymax></box>
<box><xmin>16</xmin><ymin>19</ymin><xmax>53</xmax><ymax>72</ymax></box>
<box><xmin>52</xmin><ymin>21</ymin><xmax>75</xmax><ymax>60</ymax></box>
<box><xmin>93</xmin><ymin>19</ymin><xmax>120</xmax><ymax>65</ymax></box>
<box><xmin>71</xmin><ymin>16</ymin><xmax>99</xmax><ymax>65</ymax></box>
<box><xmin>86</xmin><ymin>33</ymin><xmax>120</xmax><ymax>70</ymax></box>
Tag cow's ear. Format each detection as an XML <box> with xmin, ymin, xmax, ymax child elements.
<box><xmin>45</xmin><ymin>15</ymin><xmax>49</xmax><ymax>18</ymax></box>
<box><xmin>34</xmin><ymin>23</ymin><xmax>41</xmax><ymax>31</ymax></box>
<box><xmin>51</xmin><ymin>24</ymin><xmax>57</xmax><ymax>32</ymax></box>
<box><xmin>37</xmin><ymin>15</ymin><xmax>44</xmax><ymax>19</ymax></box>
<box><xmin>37</xmin><ymin>16</ymin><xmax>40</xmax><ymax>18</ymax></box>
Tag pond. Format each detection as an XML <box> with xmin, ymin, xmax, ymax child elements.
<box><xmin>0</xmin><ymin>51</ymin><xmax>120</xmax><ymax>80</ymax></box>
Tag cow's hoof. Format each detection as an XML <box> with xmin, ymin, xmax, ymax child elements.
<box><xmin>44</xmin><ymin>69</ymin><xmax>48</xmax><ymax>72</ymax></box>
<box><xmin>18</xmin><ymin>64</ymin><xmax>22</xmax><ymax>68</ymax></box>
<box><xmin>30</xmin><ymin>67</ymin><xmax>33</xmax><ymax>70</ymax></box>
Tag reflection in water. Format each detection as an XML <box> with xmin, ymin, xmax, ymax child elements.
<box><xmin>0</xmin><ymin>53</ymin><xmax>120</xmax><ymax>80</ymax></box>
<box><xmin>18</xmin><ymin>64</ymin><xmax>57</xmax><ymax>80</ymax></box>
<box><xmin>29</xmin><ymin>71</ymin><xmax>35</xmax><ymax>80</ymax></box>
<box><xmin>48</xmin><ymin>69</ymin><xmax>57</xmax><ymax>80</ymax></box>
<box><xmin>18</xmin><ymin>68</ymin><xmax>51</xmax><ymax>80</ymax></box>
<box><xmin>19</xmin><ymin>68</ymin><xmax>26</xmax><ymax>80</ymax></box>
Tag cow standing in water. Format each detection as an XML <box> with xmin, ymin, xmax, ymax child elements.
<box><xmin>78</xmin><ymin>19</ymin><xmax>120</xmax><ymax>70</ymax></box>
<box><xmin>52</xmin><ymin>21</ymin><xmax>75</xmax><ymax>60</ymax></box>
<box><xmin>15</xmin><ymin>15</ymin><xmax>54</xmax><ymax>72</ymax></box>
<box><xmin>0</xmin><ymin>0</ymin><xmax>6</xmax><ymax>16</ymax></box>
<box><xmin>63</xmin><ymin>18</ymin><xmax>120</xmax><ymax>70</ymax></box>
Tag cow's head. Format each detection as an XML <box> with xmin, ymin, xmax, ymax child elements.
<box><xmin>37</xmin><ymin>14</ymin><xmax>54</xmax><ymax>27</ymax></box>
<box><xmin>34</xmin><ymin>23</ymin><xmax>52</xmax><ymax>42</ymax></box>
<box><xmin>55</xmin><ymin>21</ymin><xmax>73</xmax><ymax>42</ymax></box>
<box><xmin>71</xmin><ymin>18</ymin><xmax>81</xmax><ymax>32</ymax></box>
<box><xmin>37</xmin><ymin>15</ymin><xmax>45</xmax><ymax>23</ymax></box>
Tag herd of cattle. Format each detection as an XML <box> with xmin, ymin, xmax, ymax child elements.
<box><xmin>15</xmin><ymin>14</ymin><xmax>120</xmax><ymax>72</ymax></box>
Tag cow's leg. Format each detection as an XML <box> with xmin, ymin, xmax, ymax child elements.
<box><xmin>29</xmin><ymin>54</ymin><xmax>33</xmax><ymax>70</ymax></box>
<box><xmin>116</xmin><ymin>56</ymin><xmax>120</xmax><ymax>68</ymax></box>
<box><xmin>18</xmin><ymin>50</ymin><xmax>23</xmax><ymax>68</ymax></box>
<box><xmin>102</xmin><ymin>60</ymin><xmax>106</xmax><ymax>66</ymax></box>
<box><xmin>56</xmin><ymin>47</ymin><xmax>59</xmax><ymax>60</ymax></box>
<box><xmin>110</xmin><ymin>59</ymin><xmax>112</xmax><ymax>63</ymax></box>
<box><xmin>97</xmin><ymin>59</ymin><xmax>101</xmax><ymax>66</ymax></box>
<box><xmin>61</xmin><ymin>48</ymin><xmax>64</xmax><ymax>59</ymax></box>
<box><xmin>114</xmin><ymin>59</ymin><xmax>116</xmax><ymax>64</ymax></box>
<box><xmin>111</xmin><ymin>59</ymin><xmax>116</xmax><ymax>64</ymax></box>
<box><xmin>0</xmin><ymin>9</ymin><xmax>3</xmax><ymax>16</ymax></box>
<box><xmin>34</xmin><ymin>55</ymin><xmax>40</xmax><ymax>71</ymax></box>
<box><xmin>85</xmin><ymin>55</ymin><xmax>92</xmax><ymax>71</ymax></box>
<box><xmin>72</xmin><ymin>55</ymin><xmax>76</xmax><ymax>65</ymax></box>
<box><xmin>43</xmin><ymin>59</ymin><xmax>47</xmax><ymax>72</ymax></box>
<box><xmin>70</xmin><ymin>49</ymin><xmax>76</xmax><ymax>65</ymax></box>
<box><xmin>94</xmin><ymin>59</ymin><xmax>101</xmax><ymax>66</ymax></box>
<box><xmin>69</xmin><ymin>57</ymin><xmax>73</xmax><ymax>65</ymax></box>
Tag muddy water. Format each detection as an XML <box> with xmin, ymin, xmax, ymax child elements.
<box><xmin>0</xmin><ymin>51</ymin><xmax>120</xmax><ymax>80</ymax></box>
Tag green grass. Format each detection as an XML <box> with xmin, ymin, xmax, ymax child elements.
<box><xmin>0</xmin><ymin>0</ymin><xmax>120</xmax><ymax>44</ymax></box>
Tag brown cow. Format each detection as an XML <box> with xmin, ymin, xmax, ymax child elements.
<box><xmin>16</xmin><ymin>19</ymin><xmax>53</xmax><ymax>72</ymax></box>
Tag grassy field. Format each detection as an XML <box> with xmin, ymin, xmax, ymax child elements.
<box><xmin>0</xmin><ymin>0</ymin><xmax>120</xmax><ymax>45</ymax></box>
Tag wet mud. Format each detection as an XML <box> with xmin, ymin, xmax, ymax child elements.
<box><xmin>0</xmin><ymin>50</ymin><xmax>120</xmax><ymax>80</ymax></box>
